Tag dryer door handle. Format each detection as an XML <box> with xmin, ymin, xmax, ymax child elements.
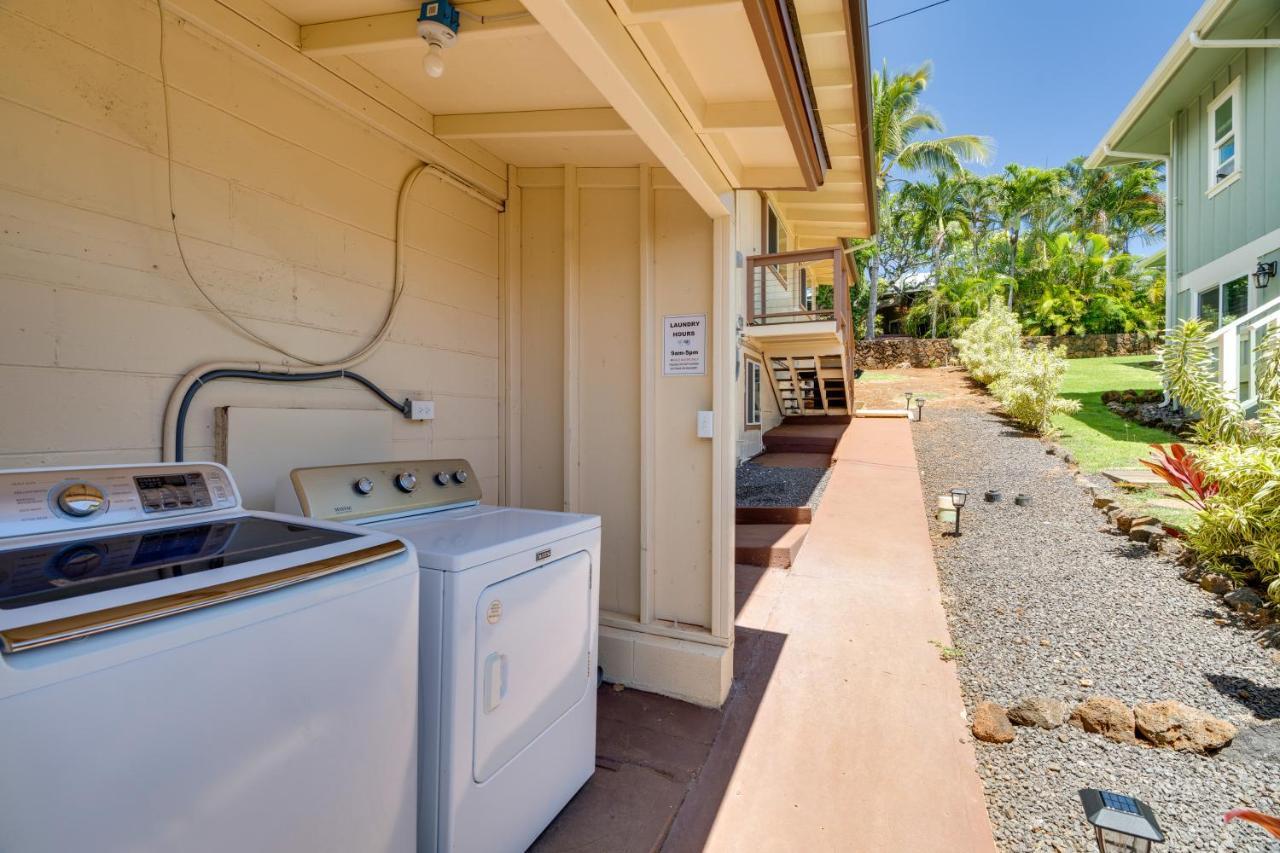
<box><xmin>483</xmin><ymin>652</ymin><xmax>508</xmax><ymax>713</ymax></box>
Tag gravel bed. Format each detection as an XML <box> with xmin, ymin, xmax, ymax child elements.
<box><xmin>913</xmin><ymin>403</ymin><xmax>1280</xmax><ymax>852</ymax></box>
<box><xmin>735</xmin><ymin>462</ymin><xmax>832</xmax><ymax>508</ymax></box>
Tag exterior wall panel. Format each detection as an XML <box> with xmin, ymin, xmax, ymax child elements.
<box><xmin>0</xmin><ymin>2</ymin><xmax>502</xmax><ymax>497</ymax></box>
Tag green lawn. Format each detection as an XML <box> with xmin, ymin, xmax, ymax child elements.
<box><xmin>1051</xmin><ymin>355</ymin><xmax>1199</xmax><ymax>531</ymax></box>
<box><xmin>1050</xmin><ymin>355</ymin><xmax>1173</xmax><ymax>473</ymax></box>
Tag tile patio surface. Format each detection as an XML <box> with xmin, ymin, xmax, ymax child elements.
<box><xmin>533</xmin><ymin>418</ymin><xmax>995</xmax><ymax>852</ymax></box>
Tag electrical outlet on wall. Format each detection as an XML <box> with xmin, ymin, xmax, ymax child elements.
<box><xmin>409</xmin><ymin>400</ymin><xmax>435</xmax><ymax>420</ymax></box>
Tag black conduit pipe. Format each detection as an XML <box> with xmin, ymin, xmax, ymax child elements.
<box><xmin>174</xmin><ymin>369</ymin><xmax>410</xmax><ymax>462</ymax></box>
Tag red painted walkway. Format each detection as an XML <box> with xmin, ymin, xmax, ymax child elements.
<box><xmin>534</xmin><ymin>418</ymin><xmax>995</xmax><ymax>853</ymax></box>
<box><xmin>669</xmin><ymin>417</ymin><xmax>995</xmax><ymax>851</ymax></box>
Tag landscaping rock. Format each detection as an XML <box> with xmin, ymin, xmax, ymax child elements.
<box><xmin>1158</xmin><ymin>538</ymin><xmax>1186</xmax><ymax>561</ymax></box>
<box><xmin>971</xmin><ymin>701</ymin><xmax>1016</xmax><ymax>743</ymax></box>
<box><xmin>1114</xmin><ymin>513</ymin><xmax>1137</xmax><ymax>534</ymax></box>
<box><xmin>1007</xmin><ymin>697</ymin><xmax>1070</xmax><ymax>730</ymax></box>
<box><xmin>1130</xmin><ymin>515</ymin><xmax>1157</xmax><ymax>529</ymax></box>
<box><xmin>1221</xmin><ymin>720</ymin><xmax>1280</xmax><ymax>766</ymax></box>
<box><xmin>1069</xmin><ymin>696</ymin><xmax>1136</xmax><ymax>744</ymax></box>
<box><xmin>1223</xmin><ymin>587</ymin><xmax>1266</xmax><ymax>615</ymax></box>
<box><xmin>1199</xmin><ymin>573</ymin><xmax>1233</xmax><ymax>595</ymax></box>
<box><xmin>1179</xmin><ymin>564</ymin><xmax>1203</xmax><ymax>583</ymax></box>
<box><xmin>1128</xmin><ymin>523</ymin><xmax>1163</xmax><ymax>544</ymax></box>
<box><xmin>1133</xmin><ymin>700</ymin><xmax>1237</xmax><ymax>753</ymax></box>
<box><xmin>1093</xmin><ymin>496</ymin><xmax>1115</xmax><ymax>510</ymax></box>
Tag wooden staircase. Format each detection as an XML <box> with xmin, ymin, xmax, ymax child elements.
<box><xmin>767</xmin><ymin>354</ymin><xmax>851</xmax><ymax>417</ymax></box>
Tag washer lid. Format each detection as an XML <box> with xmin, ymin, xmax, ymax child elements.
<box><xmin>369</xmin><ymin>506</ymin><xmax>599</xmax><ymax>570</ymax></box>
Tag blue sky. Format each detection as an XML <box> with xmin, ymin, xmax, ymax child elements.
<box><xmin>866</xmin><ymin>0</ymin><xmax>1204</xmax><ymax>172</ymax></box>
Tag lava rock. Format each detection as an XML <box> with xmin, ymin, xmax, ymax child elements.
<box><xmin>1199</xmin><ymin>573</ymin><xmax>1233</xmax><ymax>595</ymax></box>
<box><xmin>972</xmin><ymin>701</ymin><xmax>1016</xmax><ymax>744</ymax></box>
<box><xmin>1069</xmin><ymin>696</ymin><xmax>1137</xmax><ymax>744</ymax></box>
<box><xmin>1223</xmin><ymin>587</ymin><xmax>1266</xmax><ymax>615</ymax></box>
<box><xmin>1092</xmin><ymin>496</ymin><xmax>1115</xmax><ymax>510</ymax></box>
<box><xmin>1007</xmin><ymin>697</ymin><xmax>1070</xmax><ymax>730</ymax></box>
<box><xmin>1133</xmin><ymin>700</ymin><xmax>1237</xmax><ymax>753</ymax></box>
<box><xmin>1129</xmin><ymin>523</ymin><xmax>1163</xmax><ymax>544</ymax></box>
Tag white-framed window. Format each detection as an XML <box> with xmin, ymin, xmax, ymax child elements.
<box><xmin>1207</xmin><ymin>78</ymin><xmax>1242</xmax><ymax>195</ymax></box>
<box><xmin>745</xmin><ymin>358</ymin><xmax>762</xmax><ymax>426</ymax></box>
<box><xmin>1197</xmin><ymin>275</ymin><xmax>1249</xmax><ymax>330</ymax></box>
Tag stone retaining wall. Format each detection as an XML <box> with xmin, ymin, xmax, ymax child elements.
<box><xmin>854</xmin><ymin>333</ymin><xmax>1158</xmax><ymax>369</ymax></box>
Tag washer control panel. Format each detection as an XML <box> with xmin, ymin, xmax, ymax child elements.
<box><xmin>289</xmin><ymin>459</ymin><xmax>481</xmax><ymax>522</ymax></box>
<box><xmin>0</xmin><ymin>463</ymin><xmax>239</xmax><ymax>539</ymax></box>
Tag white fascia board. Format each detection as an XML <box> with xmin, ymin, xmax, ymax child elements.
<box><xmin>1085</xmin><ymin>0</ymin><xmax>1236</xmax><ymax>168</ymax></box>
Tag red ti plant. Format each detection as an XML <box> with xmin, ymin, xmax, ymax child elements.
<box><xmin>1140</xmin><ymin>443</ymin><xmax>1218</xmax><ymax>510</ymax></box>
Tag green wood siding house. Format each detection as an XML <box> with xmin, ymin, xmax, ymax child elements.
<box><xmin>1088</xmin><ymin>0</ymin><xmax>1280</xmax><ymax>409</ymax></box>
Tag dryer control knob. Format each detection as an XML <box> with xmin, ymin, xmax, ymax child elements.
<box><xmin>452</xmin><ymin>469</ymin><xmax>469</xmax><ymax>484</ymax></box>
<box><xmin>56</xmin><ymin>483</ymin><xmax>106</xmax><ymax>518</ymax></box>
<box><xmin>353</xmin><ymin>477</ymin><xmax>374</xmax><ymax>496</ymax></box>
<box><xmin>395</xmin><ymin>472</ymin><xmax>417</xmax><ymax>493</ymax></box>
<box><xmin>434</xmin><ymin>472</ymin><xmax>451</xmax><ymax>487</ymax></box>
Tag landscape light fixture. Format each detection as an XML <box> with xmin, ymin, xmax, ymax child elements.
<box><xmin>949</xmin><ymin>489</ymin><xmax>968</xmax><ymax>536</ymax></box>
<box><xmin>915</xmin><ymin>397</ymin><xmax>926</xmax><ymax>421</ymax></box>
<box><xmin>1254</xmin><ymin>260</ymin><xmax>1277</xmax><ymax>290</ymax></box>
<box><xmin>904</xmin><ymin>391</ymin><xmax>914</xmax><ymax>412</ymax></box>
<box><xmin>1079</xmin><ymin>789</ymin><xmax>1165</xmax><ymax>853</ymax></box>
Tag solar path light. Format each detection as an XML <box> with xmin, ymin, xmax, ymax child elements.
<box><xmin>904</xmin><ymin>391</ymin><xmax>914</xmax><ymax>412</ymax></box>
<box><xmin>915</xmin><ymin>397</ymin><xmax>926</xmax><ymax>421</ymax></box>
<box><xmin>1079</xmin><ymin>789</ymin><xmax>1165</xmax><ymax>853</ymax></box>
<box><xmin>949</xmin><ymin>489</ymin><xmax>968</xmax><ymax>536</ymax></box>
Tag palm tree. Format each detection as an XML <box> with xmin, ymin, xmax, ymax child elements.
<box><xmin>900</xmin><ymin>170</ymin><xmax>974</xmax><ymax>338</ymax></box>
<box><xmin>862</xmin><ymin>62</ymin><xmax>993</xmax><ymax>338</ymax></box>
<box><xmin>1061</xmin><ymin>158</ymin><xmax>1165</xmax><ymax>251</ymax></box>
<box><xmin>994</xmin><ymin>165</ymin><xmax>1062</xmax><ymax>308</ymax></box>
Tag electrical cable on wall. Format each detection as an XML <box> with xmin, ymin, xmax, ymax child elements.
<box><xmin>152</xmin><ymin>0</ymin><xmax>505</xmax><ymax>461</ymax></box>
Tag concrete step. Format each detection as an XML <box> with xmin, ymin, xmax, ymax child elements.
<box><xmin>736</xmin><ymin>506</ymin><xmax>813</xmax><ymax>525</ymax></box>
<box><xmin>735</xmin><ymin>523</ymin><xmax>809</xmax><ymax>569</ymax></box>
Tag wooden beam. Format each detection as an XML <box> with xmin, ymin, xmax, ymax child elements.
<box><xmin>434</xmin><ymin>108</ymin><xmax>632</xmax><ymax>139</ymax></box>
<box><xmin>783</xmin><ymin>205</ymin><xmax>867</xmax><ymax>221</ymax></box>
<box><xmin>744</xmin><ymin>0</ymin><xmax>828</xmax><ymax>190</ymax></box>
<box><xmin>810</xmin><ymin>66</ymin><xmax>853</xmax><ymax>90</ymax></box>
<box><xmin>300</xmin><ymin>1</ymin><xmax>537</xmax><ymax>57</ymax></box>
<box><xmin>615</xmin><ymin>0</ymin><xmax>739</xmax><ymax>23</ymax></box>
<box><xmin>164</xmin><ymin>0</ymin><xmax>505</xmax><ymax>198</ymax></box>
<box><xmin>774</xmin><ymin>189</ymin><xmax>865</xmax><ymax>205</ymax></box>
<box><xmin>700</xmin><ymin>101</ymin><xmax>783</xmax><ymax>131</ymax></box>
<box><xmin>519</xmin><ymin>0</ymin><xmax>730</xmax><ymax>216</ymax></box>
<box><xmin>798</xmin><ymin>11</ymin><xmax>845</xmax><ymax>37</ymax></box>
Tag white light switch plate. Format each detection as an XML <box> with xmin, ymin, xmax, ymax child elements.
<box><xmin>410</xmin><ymin>400</ymin><xmax>435</xmax><ymax>420</ymax></box>
<box><xmin>696</xmin><ymin>410</ymin><xmax>714</xmax><ymax>438</ymax></box>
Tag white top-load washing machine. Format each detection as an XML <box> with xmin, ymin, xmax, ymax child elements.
<box><xmin>0</xmin><ymin>462</ymin><xmax>420</xmax><ymax>853</ymax></box>
<box><xmin>277</xmin><ymin>459</ymin><xmax>601</xmax><ymax>853</ymax></box>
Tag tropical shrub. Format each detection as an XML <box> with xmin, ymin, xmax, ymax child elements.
<box><xmin>954</xmin><ymin>301</ymin><xmax>1021</xmax><ymax>384</ymax></box>
<box><xmin>989</xmin><ymin>344</ymin><xmax>1081</xmax><ymax>435</ymax></box>
<box><xmin>1141</xmin><ymin>443</ymin><xmax>1218</xmax><ymax>510</ymax></box>
<box><xmin>1160</xmin><ymin>320</ymin><xmax>1280</xmax><ymax>601</ymax></box>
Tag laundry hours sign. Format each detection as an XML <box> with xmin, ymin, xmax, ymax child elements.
<box><xmin>663</xmin><ymin>314</ymin><xmax>706</xmax><ymax>376</ymax></box>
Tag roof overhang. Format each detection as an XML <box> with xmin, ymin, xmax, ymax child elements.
<box><xmin>1086</xmin><ymin>0</ymin><xmax>1279</xmax><ymax>167</ymax></box>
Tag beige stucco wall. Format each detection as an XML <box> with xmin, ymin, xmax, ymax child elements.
<box><xmin>0</xmin><ymin>1</ymin><xmax>502</xmax><ymax>495</ymax></box>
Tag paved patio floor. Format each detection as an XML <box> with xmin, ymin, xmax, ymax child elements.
<box><xmin>532</xmin><ymin>418</ymin><xmax>995</xmax><ymax>852</ymax></box>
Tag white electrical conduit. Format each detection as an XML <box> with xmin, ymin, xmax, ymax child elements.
<box><xmin>155</xmin><ymin>0</ymin><xmax>504</xmax><ymax>461</ymax></box>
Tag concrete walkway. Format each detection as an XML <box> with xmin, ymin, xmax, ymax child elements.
<box><xmin>668</xmin><ymin>417</ymin><xmax>995</xmax><ymax>852</ymax></box>
<box><xmin>534</xmin><ymin>418</ymin><xmax>995</xmax><ymax>852</ymax></box>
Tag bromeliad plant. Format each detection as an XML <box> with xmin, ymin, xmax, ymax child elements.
<box><xmin>1141</xmin><ymin>443</ymin><xmax>1218</xmax><ymax>511</ymax></box>
<box><xmin>1160</xmin><ymin>319</ymin><xmax>1280</xmax><ymax>601</ymax></box>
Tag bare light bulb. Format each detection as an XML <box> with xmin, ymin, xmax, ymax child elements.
<box><xmin>422</xmin><ymin>42</ymin><xmax>445</xmax><ymax>78</ymax></box>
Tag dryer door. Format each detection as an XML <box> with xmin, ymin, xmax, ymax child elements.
<box><xmin>472</xmin><ymin>550</ymin><xmax>592</xmax><ymax>783</ymax></box>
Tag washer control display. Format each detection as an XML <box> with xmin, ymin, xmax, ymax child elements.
<box><xmin>134</xmin><ymin>472</ymin><xmax>213</xmax><ymax>514</ymax></box>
